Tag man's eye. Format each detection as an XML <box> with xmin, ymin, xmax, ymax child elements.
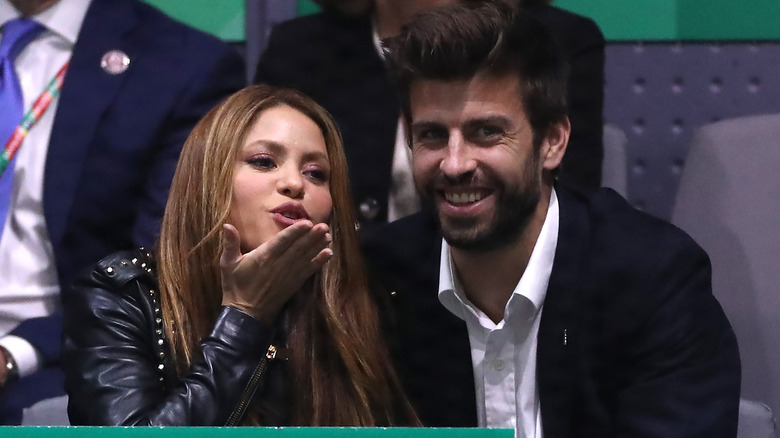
<box><xmin>248</xmin><ymin>156</ymin><xmax>275</xmax><ymax>169</ymax></box>
<box><xmin>476</xmin><ymin>126</ymin><xmax>502</xmax><ymax>138</ymax></box>
<box><xmin>414</xmin><ymin>129</ymin><xmax>446</xmax><ymax>142</ymax></box>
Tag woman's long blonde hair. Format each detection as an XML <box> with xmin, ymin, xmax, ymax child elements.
<box><xmin>157</xmin><ymin>85</ymin><xmax>416</xmax><ymax>426</ymax></box>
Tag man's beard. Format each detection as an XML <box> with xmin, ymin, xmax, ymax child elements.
<box><xmin>428</xmin><ymin>154</ymin><xmax>541</xmax><ymax>253</ymax></box>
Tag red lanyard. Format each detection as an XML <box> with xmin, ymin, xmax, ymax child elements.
<box><xmin>0</xmin><ymin>61</ymin><xmax>69</xmax><ymax>177</ymax></box>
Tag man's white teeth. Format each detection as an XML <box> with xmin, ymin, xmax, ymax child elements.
<box><xmin>445</xmin><ymin>192</ymin><xmax>484</xmax><ymax>204</ymax></box>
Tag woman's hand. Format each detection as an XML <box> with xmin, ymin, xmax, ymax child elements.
<box><xmin>219</xmin><ymin>221</ymin><xmax>333</xmax><ymax>324</ymax></box>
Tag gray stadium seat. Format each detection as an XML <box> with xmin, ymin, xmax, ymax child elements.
<box><xmin>672</xmin><ymin>113</ymin><xmax>780</xmax><ymax>427</ymax></box>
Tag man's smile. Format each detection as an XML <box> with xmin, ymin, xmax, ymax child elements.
<box><xmin>443</xmin><ymin>190</ymin><xmax>488</xmax><ymax>205</ymax></box>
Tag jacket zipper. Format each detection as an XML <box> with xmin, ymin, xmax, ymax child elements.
<box><xmin>224</xmin><ymin>344</ymin><xmax>278</xmax><ymax>426</ymax></box>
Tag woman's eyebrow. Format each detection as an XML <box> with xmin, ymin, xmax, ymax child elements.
<box><xmin>301</xmin><ymin>150</ymin><xmax>329</xmax><ymax>164</ymax></box>
<box><xmin>245</xmin><ymin>139</ymin><xmax>286</xmax><ymax>154</ymax></box>
<box><xmin>245</xmin><ymin>139</ymin><xmax>328</xmax><ymax>164</ymax></box>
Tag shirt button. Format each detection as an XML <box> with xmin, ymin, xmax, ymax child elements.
<box><xmin>358</xmin><ymin>197</ymin><xmax>381</xmax><ymax>221</ymax></box>
<box><xmin>493</xmin><ymin>359</ymin><xmax>505</xmax><ymax>371</ymax></box>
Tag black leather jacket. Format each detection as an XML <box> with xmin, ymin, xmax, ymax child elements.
<box><xmin>61</xmin><ymin>249</ymin><xmax>286</xmax><ymax>425</ymax></box>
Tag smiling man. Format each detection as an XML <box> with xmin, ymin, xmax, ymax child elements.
<box><xmin>362</xmin><ymin>2</ymin><xmax>741</xmax><ymax>437</ymax></box>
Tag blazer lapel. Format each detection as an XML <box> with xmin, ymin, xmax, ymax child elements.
<box><xmin>537</xmin><ymin>186</ymin><xmax>590</xmax><ymax>438</ymax></box>
<box><xmin>44</xmin><ymin>0</ymin><xmax>136</xmax><ymax>247</ymax></box>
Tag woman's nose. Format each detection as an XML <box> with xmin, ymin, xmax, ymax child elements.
<box><xmin>277</xmin><ymin>167</ymin><xmax>304</xmax><ymax>198</ymax></box>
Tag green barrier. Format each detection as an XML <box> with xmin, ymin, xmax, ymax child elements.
<box><xmin>140</xmin><ymin>0</ymin><xmax>245</xmax><ymax>41</ymax></box>
<box><xmin>1</xmin><ymin>427</ymin><xmax>512</xmax><ymax>438</ymax></box>
<box><xmin>136</xmin><ymin>0</ymin><xmax>780</xmax><ymax>42</ymax></box>
<box><xmin>297</xmin><ymin>0</ymin><xmax>780</xmax><ymax>41</ymax></box>
<box><xmin>556</xmin><ymin>0</ymin><xmax>780</xmax><ymax>41</ymax></box>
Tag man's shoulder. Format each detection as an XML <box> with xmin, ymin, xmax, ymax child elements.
<box><xmin>76</xmin><ymin>0</ymin><xmax>243</xmax><ymax>100</ymax></box>
<box><xmin>581</xmin><ymin>187</ymin><xmax>701</xmax><ymax>252</ymax></box>
<box><xmin>559</xmin><ymin>186</ymin><xmax>710</xmax><ymax>285</ymax></box>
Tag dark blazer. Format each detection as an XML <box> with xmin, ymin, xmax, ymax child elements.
<box><xmin>362</xmin><ymin>186</ymin><xmax>741</xmax><ymax>437</ymax></box>
<box><xmin>1</xmin><ymin>0</ymin><xmax>244</xmax><ymax>423</ymax></box>
<box><xmin>255</xmin><ymin>6</ymin><xmax>604</xmax><ymax>226</ymax></box>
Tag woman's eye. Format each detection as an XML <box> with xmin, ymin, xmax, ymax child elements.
<box><xmin>304</xmin><ymin>168</ymin><xmax>329</xmax><ymax>183</ymax></box>
<box><xmin>248</xmin><ymin>156</ymin><xmax>275</xmax><ymax>170</ymax></box>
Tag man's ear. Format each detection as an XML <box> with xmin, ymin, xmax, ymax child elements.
<box><xmin>540</xmin><ymin>117</ymin><xmax>571</xmax><ymax>171</ymax></box>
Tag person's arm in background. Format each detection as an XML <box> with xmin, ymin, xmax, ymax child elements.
<box><xmin>3</xmin><ymin>37</ymin><xmax>244</xmax><ymax>374</ymax></box>
<box><xmin>1</xmin><ymin>36</ymin><xmax>244</xmax><ymax>384</ymax></box>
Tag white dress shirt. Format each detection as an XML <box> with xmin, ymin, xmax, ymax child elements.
<box><xmin>438</xmin><ymin>189</ymin><xmax>560</xmax><ymax>437</ymax></box>
<box><xmin>0</xmin><ymin>0</ymin><xmax>91</xmax><ymax>377</ymax></box>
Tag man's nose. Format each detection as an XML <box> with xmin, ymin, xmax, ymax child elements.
<box><xmin>440</xmin><ymin>132</ymin><xmax>477</xmax><ymax>180</ymax></box>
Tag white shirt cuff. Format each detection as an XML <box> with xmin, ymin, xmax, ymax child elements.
<box><xmin>0</xmin><ymin>335</ymin><xmax>44</xmax><ymax>378</ymax></box>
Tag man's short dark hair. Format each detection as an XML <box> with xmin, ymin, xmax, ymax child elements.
<box><xmin>383</xmin><ymin>0</ymin><xmax>569</xmax><ymax>147</ymax></box>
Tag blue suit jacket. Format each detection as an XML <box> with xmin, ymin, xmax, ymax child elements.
<box><xmin>363</xmin><ymin>186</ymin><xmax>741</xmax><ymax>437</ymax></box>
<box><xmin>2</xmin><ymin>0</ymin><xmax>244</xmax><ymax>422</ymax></box>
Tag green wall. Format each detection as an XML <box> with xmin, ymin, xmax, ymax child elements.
<box><xmin>142</xmin><ymin>0</ymin><xmax>780</xmax><ymax>42</ymax></box>
<box><xmin>141</xmin><ymin>0</ymin><xmax>244</xmax><ymax>41</ymax></box>
<box><xmin>556</xmin><ymin>0</ymin><xmax>780</xmax><ymax>41</ymax></box>
<box><xmin>555</xmin><ymin>0</ymin><xmax>679</xmax><ymax>40</ymax></box>
<box><xmin>297</xmin><ymin>0</ymin><xmax>780</xmax><ymax>41</ymax></box>
<box><xmin>677</xmin><ymin>0</ymin><xmax>780</xmax><ymax>40</ymax></box>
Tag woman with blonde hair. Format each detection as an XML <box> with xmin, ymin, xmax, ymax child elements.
<box><xmin>62</xmin><ymin>85</ymin><xmax>417</xmax><ymax>426</ymax></box>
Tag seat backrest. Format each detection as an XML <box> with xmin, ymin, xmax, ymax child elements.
<box><xmin>671</xmin><ymin>113</ymin><xmax>780</xmax><ymax>418</ymax></box>
<box><xmin>21</xmin><ymin>395</ymin><xmax>69</xmax><ymax>426</ymax></box>
<box><xmin>739</xmin><ymin>398</ymin><xmax>777</xmax><ymax>438</ymax></box>
<box><xmin>602</xmin><ymin>123</ymin><xmax>629</xmax><ymax>197</ymax></box>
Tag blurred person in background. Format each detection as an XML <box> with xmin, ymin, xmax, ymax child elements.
<box><xmin>256</xmin><ymin>0</ymin><xmax>603</xmax><ymax>228</ymax></box>
<box><xmin>0</xmin><ymin>0</ymin><xmax>244</xmax><ymax>423</ymax></box>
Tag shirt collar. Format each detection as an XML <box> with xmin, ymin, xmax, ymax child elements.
<box><xmin>438</xmin><ymin>188</ymin><xmax>560</xmax><ymax>322</ymax></box>
<box><xmin>0</xmin><ymin>0</ymin><xmax>92</xmax><ymax>45</ymax></box>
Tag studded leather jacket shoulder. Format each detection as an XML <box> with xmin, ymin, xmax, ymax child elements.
<box><xmin>62</xmin><ymin>249</ymin><xmax>279</xmax><ymax>425</ymax></box>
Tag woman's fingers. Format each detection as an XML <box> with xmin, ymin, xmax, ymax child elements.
<box><xmin>221</xmin><ymin>221</ymin><xmax>334</xmax><ymax>322</ymax></box>
<box><xmin>220</xmin><ymin>224</ymin><xmax>242</xmax><ymax>270</ymax></box>
<box><xmin>245</xmin><ymin>221</ymin><xmax>330</xmax><ymax>270</ymax></box>
<box><xmin>309</xmin><ymin>248</ymin><xmax>334</xmax><ymax>271</ymax></box>
<box><xmin>287</xmin><ymin>223</ymin><xmax>330</xmax><ymax>263</ymax></box>
<box><xmin>256</xmin><ymin>220</ymin><xmax>314</xmax><ymax>258</ymax></box>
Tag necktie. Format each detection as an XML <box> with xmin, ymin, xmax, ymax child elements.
<box><xmin>0</xmin><ymin>18</ymin><xmax>44</xmax><ymax>236</ymax></box>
